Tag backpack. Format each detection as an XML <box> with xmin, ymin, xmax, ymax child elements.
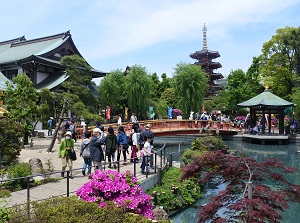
<box><xmin>128</xmin><ymin>133</ymin><xmax>133</xmax><ymax>146</ymax></box>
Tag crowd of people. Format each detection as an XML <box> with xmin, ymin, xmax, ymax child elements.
<box><xmin>57</xmin><ymin>115</ymin><xmax>156</xmax><ymax>179</ymax></box>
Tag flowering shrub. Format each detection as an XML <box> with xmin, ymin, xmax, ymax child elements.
<box><xmin>76</xmin><ymin>170</ymin><xmax>154</xmax><ymax>219</ymax></box>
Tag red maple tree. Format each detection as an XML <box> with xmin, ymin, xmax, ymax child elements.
<box><xmin>180</xmin><ymin>150</ymin><xmax>300</xmax><ymax>223</ymax></box>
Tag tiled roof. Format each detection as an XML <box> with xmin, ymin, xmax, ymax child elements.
<box><xmin>0</xmin><ymin>32</ymin><xmax>69</xmax><ymax>65</ymax></box>
<box><xmin>238</xmin><ymin>90</ymin><xmax>295</xmax><ymax>108</ymax></box>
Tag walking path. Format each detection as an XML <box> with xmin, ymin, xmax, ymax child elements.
<box><xmin>3</xmin><ymin>136</ymin><xmax>163</xmax><ymax>207</ymax></box>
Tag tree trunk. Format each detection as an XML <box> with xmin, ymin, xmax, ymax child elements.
<box><xmin>47</xmin><ymin>99</ymin><xmax>67</xmax><ymax>152</ymax></box>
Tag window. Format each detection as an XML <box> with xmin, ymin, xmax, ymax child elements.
<box><xmin>1</xmin><ymin>69</ymin><xmax>18</xmax><ymax>80</ymax></box>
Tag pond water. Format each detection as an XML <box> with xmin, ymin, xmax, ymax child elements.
<box><xmin>167</xmin><ymin>137</ymin><xmax>300</xmax><ymax>223</ymax></box>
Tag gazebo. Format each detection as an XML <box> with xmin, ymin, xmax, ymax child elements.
<box><xmin>238</xmin><ymin>89</ymin><xmax>295</xmax><ymax>135</ymax></box>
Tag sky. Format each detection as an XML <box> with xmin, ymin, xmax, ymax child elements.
<box><xmin>1</xmin><ymin>0</ymin><xmax>300</xmax><ymax>85</ymax></box>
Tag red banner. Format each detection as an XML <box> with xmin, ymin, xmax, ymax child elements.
<box><xmin>106</xmin><ymin>106</ymin><xmax>111</xmax><ymax>120</ymax></box>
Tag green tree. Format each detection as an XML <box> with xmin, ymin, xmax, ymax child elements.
<box><xmin>4</xmin><ymin>74</ymin><xmax>39</xmax><ymax>144</ymax></box>
<box><xmin>160</xmin><ymin>88</ymin><xmax>176</xmax><ymax>108</ymax></box>
<box><xmin>260</xmin><ymin>26</ymin><xmax>300</xmax><ymax>100</ymax></box>
<box><xmin>98</xmin><ymin>69</ymin><xmax>126</xmax><ymax>116</ymax></box>
<box><xmin>0</xmin><ymin>117</ymin><xmax>24</xmax><ymax>165</ymax></box>
<box><xmin>124</xmin><ymin>65</ymin><xmax>152</xmax><ymax>119</ymax></box>
<box><xmin>173</xmin><ymin>63</ymin><xmax>208</xmax><ymax>118</ymax></box>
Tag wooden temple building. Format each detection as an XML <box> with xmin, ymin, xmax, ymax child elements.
<box><xmin>238</xmin><ymin>89</ymin><xmax>295</xmax><ymax>144</ymax></box>
<box><xmin>0</xmin><ymin>31</ymin><xmax>107</xmax><ymax>92</ymax></box>
<box><xmin>190</xmin><ymin>24</ymin><xmax>224</xmax><ymax>98</ymax></box>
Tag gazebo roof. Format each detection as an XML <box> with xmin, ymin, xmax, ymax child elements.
<box><xmin>238</xmin><ymin>90</ymin><xmax>295</xmax><ymax>108</ymax></box>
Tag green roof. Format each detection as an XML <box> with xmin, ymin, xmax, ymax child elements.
<box><xmin>0</xmin><ymin>71</ymin><xmax>11</xmax><ymax>90</ymax></box>
<box><xmin>238</xmin><ymin>90</ymin><xmax>295</xmax><ymax>108</ymax></box>
<box><xmin>0</xmin><ymin>32</ymin><xmax>68</xmax><ymax>65</ymax></box>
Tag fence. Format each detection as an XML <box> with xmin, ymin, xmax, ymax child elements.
<box><xmin>0</xmin><ymin>143</ymin><xmax>186</xmax><ymax>211</ymax></box>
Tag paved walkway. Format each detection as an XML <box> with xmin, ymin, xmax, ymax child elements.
<box><xmin>3</xmin><ymin>136</ymin><xmax>163</xmax><ymax>207</ymax></box>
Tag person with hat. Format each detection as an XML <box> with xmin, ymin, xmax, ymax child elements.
<box><xmin>90</xmin><ymin>127</ymin><xmax>106</xmax><ymax>171</ymax></box>
<box><xmin>139</xmin><ymin>124</ymin><xmax>155</xmax><ymax>168</ymax></box>
<box><xmin>47</xmin><ymin>117</ymin><xmax>54</xmax><ymax>136</ymax></box>
<box><xmin>58</xmin><ymin>131</ymin><xmax>75</xmax><ymax>179</ymax></box>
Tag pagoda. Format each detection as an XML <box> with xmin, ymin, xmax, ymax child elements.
<box><xmin>190</xmin><ymin>24</ymin><xmax>223</xmax><ymax>98</ymax></box>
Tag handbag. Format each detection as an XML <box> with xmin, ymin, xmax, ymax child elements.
<box><xmin>68</xmin><ymin>148</ymin><xmax>77</xmax><ymax>161</ymax></box>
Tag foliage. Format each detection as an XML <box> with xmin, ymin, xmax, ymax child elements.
<box><xmin>160</xmin><ymin>88</ymin><xmax>176</xmax><ymax>108</ymax></box>
<box><xmin>147</xmin><ymin>167</ymin><xmax>201</xmax><ymax>213</ymax></box>
<box><xmin>260</xmin><ymin>26</ymin><xmax>300</xmax><ymax>100</ymax></box>
<box><xmin>5</xmin><ymin>163</ymin><xmax>32</xmax><ymax>191</ymax></box>
<box><xmin>0</xmin><ymin>199</ymin><xmax>12</xmax><ymax>222</ymax></box>
<box><xmin>0</xmin><ymin>117</ymin><xmax>24</xmax><ymax>165</ymax></box>
<box><xmin>124</xmin><ymin>65</ymin><xmax>152</xmax><ymax>119</ymax></box>
<box><xmin>182</xmin><ymin>136</ymin><xmax>228</xmax><ymax>164</ymax></box>
<box><xmin>153</xmin><ymin>99</ymin><xmax>168</xmax><ymax>119</ymax></box>
<box><xmin>76</xmin><ymin>169</ymin><xmax>153</xmax><ymax>219</ymax></box>
<box><xmin>156</xmin><ymin>74</ymin><xmax>174</xmax><ymax>100</ymax></box>
<box><xmin>98</xmin><ymin>69</ymin><xmax>126</xmax><ymax>116</ymax></box>
<box><xmin>60</xmin><ymin>55</ymin><xmax>98</xmax><ymax>121</ymax></box>
<box><xmin>10</xmin><ymin>196</ymin><xmax>162</xmax><ymax>223</ymax></box>
<box><xmin>0</xmin><ymin>190</ymin><xmax>11</xmax><ymax>198</ymax></box>
<box><xmin>173</xmin><ymin>63</ymin><xmax>208</xmax><ymax>118</ymax></box>
<box><xmin>4</xmin><ymin>73</ymin><xmax>38</xmax><ymax>132</ymax></box>
<box><xmin>180</xmin><ymin>150</ymin><xmax>300</xmax><ymax>223</ymax></box>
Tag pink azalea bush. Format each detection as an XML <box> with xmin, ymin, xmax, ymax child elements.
<box><xmin>76</xmin><ymin>169</ymin><xmax>154</xmax><ymax>219</ymax></box>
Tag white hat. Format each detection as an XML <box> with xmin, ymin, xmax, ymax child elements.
<box><xmin>65</xmin><ymin>131</ymin><xmax>72</xmax><ymax>136</ymax></box>
<box><xmin>93</xmin><ymin>128</ymin><xmax>102</xmax><ymax>133</ymax></box>
<box><xmin>145</xmin><ymin>124</ymin><xmax>151</xmax><ymax>128</ymax></box>
<box><xmin>50</xmin><ymin>117</ymin><xmax>53</xmax><ymax>119</ymax></box>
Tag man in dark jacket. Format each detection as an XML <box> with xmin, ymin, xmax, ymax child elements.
<box><xmin>90</xmin><ymin>128</ymin><xmax>106</xmax><ymax>170</ymax></box>
<box><xmin>139</xmin><ymin>124</ymin><xmax>155</xmax><ymax>168</ymax></box>
<box><xmin>105</xmin><ymin>127</ymin><xmax>117</xmax><ymax>168</ymax></box>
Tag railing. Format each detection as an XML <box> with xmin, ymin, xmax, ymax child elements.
<box><xmin>0</xmin><ymin>144</ymin><xmax>171</xmax><ymax>208</ymax></box>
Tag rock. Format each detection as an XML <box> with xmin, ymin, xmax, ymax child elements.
<box><xmin>152</xmin><ymin>206</ymin><xmax>168</xmax><ymax>221</ymax></box>
<box><xmin>29</xmin><ymin>158</ymin><xmax>43</xmax><ymax>174</ymax></box>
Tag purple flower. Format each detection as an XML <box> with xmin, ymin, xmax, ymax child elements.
<box><xmin>76</xmin><ymin>170</ymin><xmax>154</xmax><ymax>219</ymax></box>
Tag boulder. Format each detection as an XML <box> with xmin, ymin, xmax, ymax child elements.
<box><xmin>29</xmin><ymin>158</ymin><xmax>43</xmax><ymax>174</ymax></box>
<box><xmin>152</xmin><ymin>206</ymin><xmax>168</xmax><ymax>221</ymax></box>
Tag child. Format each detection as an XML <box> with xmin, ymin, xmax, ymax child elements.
<box><xmin>140</xmin><ymin>135</ymin><xmax>152</xmax><ymax>174</ymax></box>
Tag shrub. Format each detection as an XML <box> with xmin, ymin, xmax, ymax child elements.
<box><xmin>0</xmin><ymin>199</ymin><xmax>12</xmax><ymax>222</ymax></box>
<box><xmin>147</xmin><ymin>167</ymin><xmax>201</xmax><ymax>213</ymax></box>
<box><xmin>10</xmin><ymin>196</ymin><xmax>158</xmax><ymax>223</ymax></box>
<box><xmin>5</xmin><ymin>163</ymin><xmax>32</xmax><ymax>190</ymax></box>
<box><xmin>77</xmin><ymin>170</ymin><xmax>153</xmax><ymax>219</ymax></box>
<box><xmin>182</xmin><ymin>136</ymin><xmax>228</xmax><ymax>164</ymax></box>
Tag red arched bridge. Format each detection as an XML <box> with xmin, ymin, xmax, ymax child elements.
<box><xmin>76</xmin><ymin>119</ymin><xmax>240</xmax><ymax>139</ymax></box>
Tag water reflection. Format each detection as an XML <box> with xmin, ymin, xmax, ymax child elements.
<box><xmin>165</xmin><ymin>137</ymin><xmax>300</xmax><ymax>223</ymax></box>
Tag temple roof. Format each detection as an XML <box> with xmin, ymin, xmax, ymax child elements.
<box><xmin>190</xmin><ymin>49</ymin><xmax>220</xmax><ymax>60</ymax></box>
<box><xmin>0</xmin><ymin>32</ymin><xmax>107</xmax><ymax>77</ymax></box>
<box><xmin>0</xmin><ymin>71</ymin><xmax>11</xmax><ymax>90</ymax></box>
<box><xmin>238</xmin><ymin>90</ymin><xmax>295</xmax><ymax>108</ymax></box>
<box><xmin>0</xmin><ymin>32</ymin><xmax>70</xmax><ymax>65</ymax></box>
<box><xmin>194</xmin><ymin>61</ymin><xmax>222</xmax><ymax>68</ymax></box>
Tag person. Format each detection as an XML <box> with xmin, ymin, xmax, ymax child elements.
<box><xmin>64</xmin><ymin>120</ymin><xmax>70</xmax><ymax>133</ymax></box>
<box><xmin>58</xmin><ymin>131</ymin><xmax>74</xmax><ymax>179</ymax></box>
<box><xmin>130</xmin><ymin>127</ymin><xmax>140</xmax><ymax>163</ymax></box>
<box><xmin>200</xmin><ymin>111</ymin><xmax>208</xmax><ymax>127</ymax></box>
<box><xmin>140</xmin><ymin>135</ymin><xmax>153</xmax><ymax>174</ymax></box>
<box><xmin>250</xmin><ymin>125</ymin><xmax>259</xmax><ymax>135</ymax></box>
<box><xmin>117</xmin><ymin>126</ymin><xmax>129</xmax><ymax>165</ymax></box>
<box><xmin>130</xmin><ymin>113</ymin><xmax>138</xmax><ymax>124</ymax></box>
<box><xmin>80</xmin><ymin>131</ymin><xmax>92</xmax><ymax>176</ymax></box>
<box><xmin>139</xmin><ymin>124</ymin><xmax>155</xmax><ymax>168</ymax></box>
<box><xmin>69</xmin><ymin>120</ymin><xmax>77</xmax><ymax>142</ymax></box>
<box><xmin>117</xmin><ymin>114</ymin><xmax>122</xmax><ymax>126</ymax></box>
<box><xmin>105</xmin><ymin>127</ymin><xmax>117</xmax><ymax>168</ymax></box>
<box><xmin>90</xmin><ymin>128</ymin><xmax>106</xmax><ymax>171</ymax></box>
<box><xmin>47</xmin><ymin>117</ymin><xmax>54</xmax><ymax>136</ymax></box>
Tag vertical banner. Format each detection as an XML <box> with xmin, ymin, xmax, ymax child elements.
<box><xmin>149</xmin><ymin>106</ymin><xmax>154</xmax><ymax>119</ymax></box>
<box><xmin>106</xmin><ymin>106</ymin><xmax>111</xmax><ymax>120</ymax></box>
<box><xmin>168</xmin><ymin>107</ymin><xmax>173</xmax><ymax>119</ymax></box>
<box><xmin>125</xmin><ymin>107</ymin><xmax>128</xmax><ymax>120</ymax></box>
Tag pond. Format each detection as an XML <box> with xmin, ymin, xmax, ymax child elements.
<box><xmin>168</xmin><ymin>137</ymin><xmax>300</xmax><ymax>223</ymax></box>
